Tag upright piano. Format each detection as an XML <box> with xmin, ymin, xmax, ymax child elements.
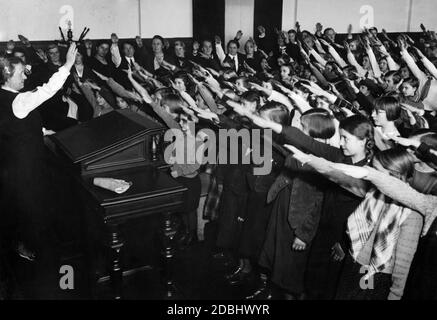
<box><xmin>46</xmin><ymin>109</ymin><xmax>187</xmax><ymax>299</ymax></box>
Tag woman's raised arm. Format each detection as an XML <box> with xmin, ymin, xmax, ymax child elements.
<box><xmin>12</xmin><ymin>43</ymin><xmax>77</xmax><ymax>119</ymax></box>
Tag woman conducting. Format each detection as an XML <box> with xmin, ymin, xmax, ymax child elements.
<box><xmin>0</xmin><ymin>43</ymin><xmax>77</xmax><ymax>260</ymax></box>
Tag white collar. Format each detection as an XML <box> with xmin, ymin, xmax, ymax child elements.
<box><xmin>1</xmin><ymin>85</ymin><xmax>19</xmax><ymax>93</ymax></box>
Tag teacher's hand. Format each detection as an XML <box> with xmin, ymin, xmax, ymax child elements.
<box><xmin>64</xmin><ymin>42</ymin><xmax>78</xmax><ymax>70</ymax></box>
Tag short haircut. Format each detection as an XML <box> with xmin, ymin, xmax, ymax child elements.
<box><xmin>244</xmin><ymin>39</ymin><xmax>255</xmax><ymax>50</ymax></box>
<box><xmin>154</xmin><ymin>87</ymin><xmax>173</xmax><ymax>99</ymax></box>
<box><xmin>409</xmin><ymin>130</ymin><xmax>437</xmax><ymax>149</ymax></box>
<box><xmin>419</xmin><ymin>132</ymin><xmax>437</xmax><ymax>149</ymax></box>
<box><xmin>221</xmin><ymin>68</ymin><xmax>238</xmax><ymax>81</ymax></box>
<box><xmin>258</xmin><ymin>101</ymin><xmax>290</xmax><ymax>126</ymax></box>
<box><xmin>384</xmin><ymin>71</ymin><xmax>402</xmax><ymax>85</ymax></box>
<box><xmin>294</xmin><ymin>81</ymin><xmax>311</xmax><ymax>95</ymax></box>
<box><xmin>152</xmin><ymin>35</ymin><xmax>165</xmax><ymax>44</ymax></box>
<box><xmin>227</xmin><ymin>39</ymin><xmax>240</xmax><ymax>50</ymax></box>
<box><xmin>0</xmin><ymin>56</ymin><xmax>24</xmax><ymax>84</ymax></box>
<box><xmin>300</xmin><ymin>108</ymin><xmax>336</xmax><ymax>139</ymax></box>
<box><xmin>161</xmin><ymin>93</ymin><xmax>183</xmax><ymax>112</ymax></box>
<box><xmin>241</xmin><ymin>90</ymin><xmax>260</xmax><ymax>104</ymax></box>
<box><xmin>47</xmin><ymin>43</ymin><xmax>59</xmax><ymax>52</ymax></box>
<box><xmin>357</xmin><ymin>53</ymin><xmax>369</xmax><ymax>66</ymax></box>
<box><xmin>96</xmin><ymin>40</ymin><xmax>110</xmax><ymax>48</ymax></box>
<box><xmin>374</xmin><ymin>146</ymin><xmax>415</xmax><ymax>181</ymax></box>
<box><xmin>374</xmin><ymin>96</ymin><xmax>401</xmax><ymax>121</ymax></box>
<box><xmin>174</xmin><ymin>40</ymin><xmax>186</xmax><ymax>49</ymax></box>
<box><xmin>323</xmin><ymin>27</ymin><xmax>335</xmax><ymax>35</ymax></box>
<box><xmin>280</xmin><ymin>63</ymin><xmax>294</xmax><ymax>75</ymax></box>
<box><xmin>278</xmin><ymin>55</ymin><xmax>292</xmax><ymax>65</ymax></box>
<box><xmin>414</xmin><ymin>132</ymin><xmax>437</xmax><ymax>169</ymax></box>
<box><xmin>343</xmin><ymin>65</ymin><xmax>357</xmax><ymax>73</ymax></box>
<box><xmin>13</xmin><ymin>48</ymin><xmax>26</xmax><ymax>55</ymax></box>
<box><xmin>236</xmin><ymin>76</ymin><xmax>249</xmax><ymax>88</ymax></box>
<box><xmin>173</xmin><ymin>71</ymin><xmax>189</xmax><ymax>87</ymax></box>
<box><xmin>202</xmin><ymin>39</ymin><xmax>212</xmax><ymax>46</ymax></box>
<box><xmin>122</xmin><ymin>42</ymin><xmax>135</xmax><ymax>49</ymax></box>
<box><xmin>403</xmin><ymin>77</ymin><xmax>420</xmax><ymax>89</ymax></box>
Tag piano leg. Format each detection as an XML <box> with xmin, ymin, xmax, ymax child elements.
<box><xmin>161</xmin><ymin>212</ymin><xmax>180</xmax><ymax>299</ymax></box>
<box><xmin>109</xmin><ymin>223</ymin><xmax>124</xmax><ymax>299</ymax></box>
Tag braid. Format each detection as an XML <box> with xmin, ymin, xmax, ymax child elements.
<box><xmin>365</xmin><ymin>135</ymin><xmax>375</xmax><ymax>162</ymax></box>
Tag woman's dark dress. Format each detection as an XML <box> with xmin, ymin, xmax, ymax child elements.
<box><xmin>259</xmin><ymin>156</ymin><xmax>326</xmax><ymax>294</ymax></box>
<box><xmin>404</xmin><ymin>170</ymin><xmax>437</xmax><ymax>299</ymax></box>
<box><xmin>305</xmin><ymin>176</ymin><xmax>366</xmax><ymax>299</ymax></box>
<box><xmin>244</xmin><ymin>52</ymin><xmax>263</xmax><ymax>73</ymax></box>
<box><xmin>216</xmin><ymin>164</ymin><xmax>249</xmax><ymax>251</ymax></box>
<box><xmin>335</xmin><ymin>255</ymin><xmax>392</xmax><ymax>300</ymax></box>
<box><xmin>215</xmin><ymin>114</ymin><xmax>251</xmax><ymax>251</ymax></box>
<box><xmin>238</xmin><ymin>146</ymin><xmax>283</xmax><ymax>261</ymax></box>
<box><xmin>0</xmin><ymin>89</ymin><xmax>49</xmax><ymax>248</ymax></box>
<box><xmin>280</xmin><ymin>126</ymin><xmax>369</xmax><ymax>299</ymax></box>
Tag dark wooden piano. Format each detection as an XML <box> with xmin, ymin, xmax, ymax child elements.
<box><xmin>46</xmin><ymin>110</ymin><xmax>187</xmax><ymax>299</ymax></box>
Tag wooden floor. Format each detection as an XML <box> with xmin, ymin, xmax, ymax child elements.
<box><xmin>1</xmin><ymin>221</ymin><xmax>262</xmax><ymax>300</ymax></box>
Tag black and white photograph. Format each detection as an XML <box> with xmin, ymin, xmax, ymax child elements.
<box><xmin>0</xmin><ymin>0</ymin><xmax>437</xmax><ymax>309</ymax></box>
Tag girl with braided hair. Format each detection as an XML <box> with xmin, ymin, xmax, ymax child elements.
<box><xmin>250</xmin><ymin>113</ymin><xmax>375</xmax><ymax>299</ymax></box>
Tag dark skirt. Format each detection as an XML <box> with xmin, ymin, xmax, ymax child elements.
<box><xmin>216</xmin><ymin>165</ymin><xmax>249</xmax><ymax>251</ymax></box>
<box><xmin>238</xmin><ymin>190</ymin><xmax>272</xmax><ymax>260</ymax></box>
<box><xmin>0</xmin><ymin>156</ymin><xmax>50</xmax><ymax>248</ymax></box>
<box><xmin>335</xmin><ymin>255</ymin><xmax>391</xmax><ymax>300</ymax></box>
<box><xmin>305</xmin><ymin>224</ymin><xmax>346</xmax><ymax>299</ymax></box>
<box><xmin>258</xmin><ymin>185</ymin><xmax>310</xmax><ymax>294</ymax></box>
<box><xmin>176</xmin><ymin>175</ymin><xmax>201</xmax><ymax>213</ymax></box>
<box><xmin>216</xmin><ymin>189</ymin><xmax>248</xmax><ymax>251</ymax></box>
<box><xmin>305</xmin><ymin>187</ymin><xmax>360</xmax><ymax>299</ymax></box>
<box><xmin>404</xmin><ymin>226</ymin><xmax>437</xmax><ymax>299</ymax></box>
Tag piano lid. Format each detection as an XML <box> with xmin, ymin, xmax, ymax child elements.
<box><xmin>49</xmin><ymin>110</ymin><xmax>165</xmax><ymax>164</ymax></box>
